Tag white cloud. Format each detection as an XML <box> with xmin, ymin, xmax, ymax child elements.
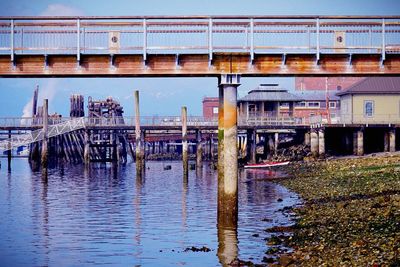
<box><xmin>21</xmin><ymin>79</ymin><xmax>59</xmax><ymax>122</ymax></box>
<box><xmin>40</xmin><ymin>4</ymin><xmax>85</xmax><ymax>16</ymax></box>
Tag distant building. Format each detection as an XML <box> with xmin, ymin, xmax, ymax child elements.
<box><xmin>290</xmin><ymin>90</ymin><xmax>341</xmax><ymax>122</ymax></box>
<box><xmin>238</xmin><ymin>84</ymin><xmax>301</xmax><ymax>119</ymax></box>
<box><xmin>202</xmin><ymin>97</ymin><xmax>219</xmax><ymax>119</ymax></box>
<box><xmin>337</xmin><ymin>77</ymin><xmax>400</xmax><ymax>124</ymax></box>
<box><xmin>295</xmin><ymin>77</ymin><xmax>363</xmax><ymax>91</ymax></box>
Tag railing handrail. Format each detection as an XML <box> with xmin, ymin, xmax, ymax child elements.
<box><xmin>1</xmin><ymin>15</ymin><xmax>400</xmax><ymax>20</ymax></box>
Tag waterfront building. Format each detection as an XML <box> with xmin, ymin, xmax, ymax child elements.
<box><xmin>337</xmin><ymin>77</ymin><xmax>400</xmax><ymax>124</ymax></box>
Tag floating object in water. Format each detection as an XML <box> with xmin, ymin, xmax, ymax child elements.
<box><xmin>244</xmin><ymin>161</ymin><xmax>290</xmax><ymax>169</ymax></box>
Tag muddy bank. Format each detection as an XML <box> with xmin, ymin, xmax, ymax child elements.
<box><xmin>266</xmin><ymin>154</ymin><xmax>400</xmax><ymax>266</ymax></box>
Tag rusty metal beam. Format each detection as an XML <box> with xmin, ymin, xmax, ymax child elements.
<box><xmin>1</xmin><ymin>53</ymin><xmax>400</xmax><ymax>77</ymax></box>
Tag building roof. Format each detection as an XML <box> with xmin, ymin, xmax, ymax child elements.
<box><xmin>336</xmin><ymin>77</ymin><xmax>400</xmax><ymax>96</ymax></box>
<box><xmin>238</xmin><ymin>84</ymin><xmax>302</xmax><ymax>102</ymax></box>
<box><xmin>293</xmin><ymin>90</ymin><xmax>340</xmax><ymax>101</ymax></box>
<box><xmin>202</xmin><ymin>97</ymin><xmax>218</xmax><ymax>103</ymax></box>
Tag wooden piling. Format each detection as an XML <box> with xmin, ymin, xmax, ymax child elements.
<box><xmin>41</xmin><ymin>99</ymin><xmax>49</xmax><ymax>168</ymax></box>
<box><xmin>84</xmin><ymin>130</ymin><xmax>90</xmax><ymax>164</ymax></box>
<box><xmin>196</xmin><ymin>130</ymin><xmax>203</xmax><ymax>168</ymax></box>
<box><xmin>7</xmin><ymin>130</ymin><xmax>11</xmax><ymax>171</ymax></box>
<box><xmin>182</xmin><ymin>106</ymin><xmax>188</xmax><ymax>179</ymax></box>
<box><xmin>134</xmin><ymin>90</ymin><xmax>144</xmax><ymax>173</ymax></box>
<box><xmin>217</xmin><ymin>81</ymin><xmax>225</xmax><ymax>221</ymax></box>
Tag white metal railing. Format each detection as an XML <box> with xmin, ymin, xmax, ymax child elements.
<box><xmin>0</xmin><ymin>16</ymin><xmax>399</xmax><ymax>61</ymax></box>
<box><xmin>0</xmin><ymin>116</ymin><xmax>311</xmax><ymax>128</ymax></box>
<box><xmin>310</xmin><ymin>113</ymin><xmax>400</xmax><ymax>125</ymax></box>
<box><xmin>0</xmin><ymin>117</ymin><xmax>85</xmax><ymax>152</ymax></box>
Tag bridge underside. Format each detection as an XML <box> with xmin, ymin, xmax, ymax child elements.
<box><xmin>1</xmin><ymin>53</ymin><xmax>400</xmax><ymax>77</ymax></box>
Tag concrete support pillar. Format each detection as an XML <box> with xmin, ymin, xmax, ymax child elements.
<box><xmin>196</xmin><ymin>130</ymin><xmax>203</xmax><ymax>168</ymax></box>
<box><xmin>310</xmin><ymin>129</ymin><xmax>319</xmax><ymax>158</ymax></box>
<box><xmin>353</xmin><ymin>131</ymin><xmax>358</xmax><ymax>155</ymax></box>
<box><xmin>389</xmin><ymin>129</ymin><xmax>396</xmax><ymax>152</ymax></box>
<box><xmin>41</xmin><ymin>99</ymin><xmax>49</xmax><ymax>168</ymax></box>
<box><xmin>304</xmin><ymin>131</ymin><xmax>311</xmax><ymax>146</ymax></box>
<box><xmin>268</xmin><ymin>135</ymin><xmax>274</xmax><ymax>154</ymax></box>
<box><xmin>219</xmin><ymin>74</ymin><xmax>240</xmax><ymax>226</ymax></box>
<box><xmin>274</xmin><ymin>132</ymin><xmax>279</xmax><ymax>153</ymax></box>
<box><xmin>384</xmin><ymin>131</ymin><xmax>390</xmax><ymax>152</ymax></box>
<box><xmin>356</xmin><ymin>130</ymin><xmax>364</xmax><ymax>156</ymax></box>
<box><xmin>182</xmin><ymin>106</ymin><xmax>188</xmax><ymax>179</ymax></box>
<box><xmin>134</xmin><ymin>91</ymin><xmax>144</xmax><ymax>173</ymax></box>
<box><xmin>318</xmin><ymin>129</ymin><xmax>325</xmax><ymax>158</ymax></box>
<box><xmin>84</xmin><ymin>130</ymin><xmax>90</xmax><ymax>164</ymax></box>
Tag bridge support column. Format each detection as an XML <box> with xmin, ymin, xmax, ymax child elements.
<box><xmin>84</xmin><ymin>130</ymin><xmax>90</xmax><ymax>164</ymax></box>
<box><xmin>304</xmin><ymin>131</ymin><xmax>311</xmax><ymax>146</ymax></box>
<box><xmin>310</xmin><ymin>129</ymin><xmax>319</xmax><ymax>158</ymax></box>
<box><xmin>182</xmin><ymin>106</ymin><xmax>188</xmax><ymax>180</ymax></box>
<box><xmin>389</xmin><ymin>129</ymin><xmax>396</xmax><ymax>152</ymax></box>
<box><xmin>196</xmin><ymin>130</ymin><xmax>203</xmax><ymax>168</ymax></box>
<box><xmin>219</xmin><ymin>74</ymin><xmax>240</xmax><ymax>227</ymax></box>
<box><xmin>134</xmin><ymin>91</ymin><xmax>144</xmax><ymax>174</ymax></box>
<box><xmin>41</xmin><ymin>99</ymin><xmax>49</xmax><ymax>168</ymax></box>
<box><xmin>355</xmin><ymin>130</ymin><xmax>364</xmax><ymax>156</ymax></box>
<box><xmin>318</xmin><ymin>129</ymin><xmax>325</xmax><ymax>158</ymax></box>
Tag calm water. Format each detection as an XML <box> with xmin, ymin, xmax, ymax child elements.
<box><xmin>0</xmin><ymin>159</ymin><xmax>300</xmax><ymax>267</ymax></box>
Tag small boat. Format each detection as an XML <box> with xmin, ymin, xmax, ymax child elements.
<box><xmin>244</xmin><ymin>161</ymin><xmax>290</xmax><ymax>169</ymax></box>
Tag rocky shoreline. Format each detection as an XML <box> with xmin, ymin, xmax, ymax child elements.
<box><xmin>261</xmin><ymin>153</ymin><xmax>400</xmax><ymax>266</ymax></box>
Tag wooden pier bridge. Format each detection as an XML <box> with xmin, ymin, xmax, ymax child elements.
<box><xmin>0</xmin><ymin>15</ymin><xmax>399</xmax><ymax>77</ymax></box>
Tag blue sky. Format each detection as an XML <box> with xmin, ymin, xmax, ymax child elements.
<box><xmin>0</xmin><ymin>0</ymin><xmax>399</xmax><ymax>117</ymax></box>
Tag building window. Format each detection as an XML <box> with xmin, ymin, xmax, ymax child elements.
<box><xmin>364</xmin><ymin>100</ymin><xmax>374</xmax><ymax>117</ymax></box>
<box><xmin>329</xmin><ymin>102</ymin><xmax>336</xmax><ymax>109</ymax></box>
<box><xmin>295</xmin><ymin>101</ymin><xmax>306</xmax><ymax>107</ymax></box>
<box><xmin>280</xmin><ymin>102</ymin><xmax>289</xmax><ymax>108</ymax></box>
<box><xmin>213</xmin><ymin>107</ymin><xmax>218</xmax><ymax>114</ymax></box>
<box><xmin>307</xmin><ymin>102</ymin><xmax>320</xmax><ymax>108</ymax></box>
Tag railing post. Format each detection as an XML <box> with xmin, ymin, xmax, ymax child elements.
<box><xmin>381</xmin><ymin>18</ymin><xmax>386</xmax><ymax>64</ymax></box>
<box><xmin>208</xmin><ymin>18</ymin><xmax>213</xmax><ymax>64</ymax></box>
<box><xmin>143</xmin><ymin>19</ymin><xmax>147</xmax><ymax>62</ymax></box>
<box><xmin>250</xmin><ymin>18</ymin><xmax>254</xmax><ymax>63</ymax></box>
<box><xmin>77</xmin><ymin>19</ymin><xmax>80</xmax><ymax>64</ymax></box>
<box><xmin>316</xmin><ymin>17</ymin><xmax>320</xmax><ymax>63</ymax></box>
<box><xmin>10</xmin><ymin>19</ymin><xmax>14</xmax><ymax>64</ymax></box>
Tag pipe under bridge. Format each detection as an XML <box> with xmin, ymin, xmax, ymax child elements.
<box><xmin>0</xmin><ymin>15</ymin><xmax>400</xmax><ymax>77</ymax></box>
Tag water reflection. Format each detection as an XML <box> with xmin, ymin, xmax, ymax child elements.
<box><xmin>217</xmin><ymin>225</ymin><xmax>238</xmax><ymax>266</ymax></box>
<box><xmin>0</xmin><ymin>159</ymin><xmax>300</xmax><ymax>266</ymax></box>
